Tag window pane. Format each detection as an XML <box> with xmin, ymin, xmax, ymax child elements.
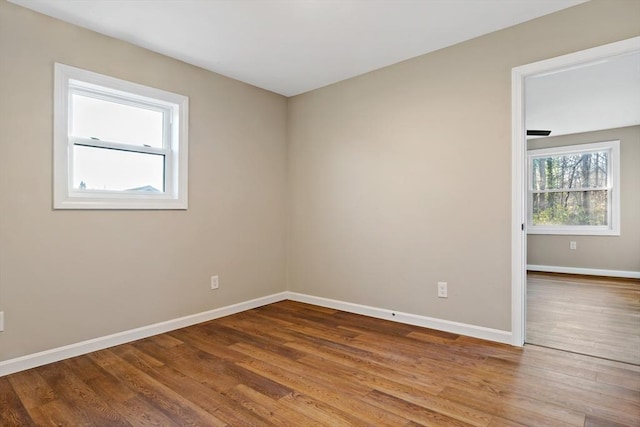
<box><xmin>73</xmin><ymin>145</ymin><xmax>164</xmax><ymax>192</ymax></box>
<box><xmin>531</xmin><ymin>151</ymin><xmax>608</xmax><ymax>191</ymax></box>
<box><xmin>532</xmin><ymin>190</ymin><xmax>608</xmax><ymax>226</ymax></box>
<box><xmin>71</xmin><ymin>93</ymin><xmax>164</xmax><ymax>148</ymax></box>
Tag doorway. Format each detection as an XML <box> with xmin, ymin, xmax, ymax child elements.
<box><xmin>510</xmin><ymin>36</ymin><xmax>640</xmax><ymax>352</ymax></box>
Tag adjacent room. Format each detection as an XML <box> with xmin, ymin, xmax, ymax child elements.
<box><xmin>1</xmin><ymin>0</ymin><xmax>639</xmax><ymax>425</ymax></box>
<box><xmin>524</xmin><ymin>52</ymin><xmax>640</xmax><ymax>365</ymax></box>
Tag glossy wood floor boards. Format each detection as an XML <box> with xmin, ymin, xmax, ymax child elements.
<box><xmin>527</xmin><ymin>272</ymin><xmax>640</xmax><ymax>365</ymax></box>
<box><xmin>2</xmin><ymin>300</ymin><xmax>639</xmax><ymax>426</ymax></box>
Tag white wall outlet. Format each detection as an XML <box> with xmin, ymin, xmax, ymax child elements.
<box><xmin>0</xmin><ymin>311</ymin><xmax>4</xmax><ymax>332</ymax></box>
<box><xmin>210</xmin><ymin>275</ymin><xmax>219</xmax><ymax>290</ymax></box>
<box><xmin>570</xmin><ymin>241</ymin><xmax>577</xmax><ymax>250</ymax></box>
<box><xmin>437</xmin><ymin>282</ymin><xmax>448</xmax><ymax>298</ymax></box>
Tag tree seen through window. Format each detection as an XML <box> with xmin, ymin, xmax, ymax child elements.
<box><xmin>531</xmin><ymin>150</ymin><xmax>609</xmax><ymax>226</ymax></box>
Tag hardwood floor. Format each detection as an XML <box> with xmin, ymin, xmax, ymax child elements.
<box><xmin>2</xmin><ymin>300</ymin><xmax>639</xmax><ymax>426</ymax></box>
<box><xmin>527</xmin><ymin>272</ymin><xmax>640</xmax><ymax>365</ymax></box>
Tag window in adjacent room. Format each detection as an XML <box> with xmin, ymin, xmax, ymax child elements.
<box><xmin>54</xmin><ymin>63</ymin><xmax>188</xmax><ymax>209</ymax></box>
<box><xmin>527</xmin><ymin>140</ymin><xmax>620</xmax><ymax>235</ymax></box>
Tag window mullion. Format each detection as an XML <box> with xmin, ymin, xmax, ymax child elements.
<box><xmin>70</xmin><ymin>136</ymin><xmax>168</xmax><ymax>156</ymax></box>
<box><xmin>531</xmin><ymin>186</ymin><xmax>610</xmax><ymax>194</ymax></box>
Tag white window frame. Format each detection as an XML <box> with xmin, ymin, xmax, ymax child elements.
<box><xmin>527</xmin><ymin>140</ymin><xmax>620</xmax><ymax>236</ymax></box>
<box><xmin>54</xmin><ymin>63</ymin><xmax>188</xmax><ymax>209</ymax></box>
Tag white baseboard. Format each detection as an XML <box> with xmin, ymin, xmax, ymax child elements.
<box><xmin>0</xmin><ymin>292</ymin><xmax>288</xmax><ymax>377</ymax></box>
<box><xmin>1</xmin><ymin>290</ymin><xmax>515</xmax><ymax>377</ymax></box>
<box><xmin>286</xmin><ymin>292</ymin><xmax>513</xmax><ymax>345</ymax></box>
<box><xmin>527</xmin><ymin>264</ymin><xmax>640</xmax><ymax>279</ymax></box>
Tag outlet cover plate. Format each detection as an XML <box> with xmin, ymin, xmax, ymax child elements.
<box><xmin>437</xmin><ymin>282</ymin><xmax>448</xmax><ymax>298</ymax></box>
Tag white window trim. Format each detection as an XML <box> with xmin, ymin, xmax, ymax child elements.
<box><xmin>527</xmin><ymin>140</ymin><xmax>620</xmax><ymax>236</ymax></box>
<box><xmin>54</xmin><ymin>63</ymin><xmax>188</xmax><ymax>209</ymax></box>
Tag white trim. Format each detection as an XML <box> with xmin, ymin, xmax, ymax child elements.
<box><xmin>0</xmin><ymin>290</ymin><xmax>516</xmax><ymax>377</ymax></box>
<box><xmin>287</xmin><ymin>292</ymin><xmax>513</xmax><ymax>345</ymax></box>
<box><xmin>511</xmin><ymin>61</ymin><xmax>527</xmax><ymax>346</ymax></box>
<box><xmin>527</xmin><ymin>265</ymin><xmax>640</xmax><ymax>279</ymax></box>
<box><xmin>0</xmin><ymin>292</ymin><xmax>287</xmax><ymax>377</ymax></box>
<box><xmin>511</xmin><ymin>36</ymin><xmax>640</xmax><ymax>347</ymax></box>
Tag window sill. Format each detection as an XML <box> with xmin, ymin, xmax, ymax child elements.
<box><xmin>527</xmin><ymin>227</ymin><xmax>620</xmax><ymax>236</ymax></box>
<box><xmin>54</xmin><ymin>195</ymin><xmax>187</xmax><ymax>210</ymax></box>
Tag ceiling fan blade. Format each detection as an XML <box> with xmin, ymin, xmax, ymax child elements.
<box><xmin>527</xmin><ymin>130</ymin><xmax>551</xmax><ymax>136</ymax></box>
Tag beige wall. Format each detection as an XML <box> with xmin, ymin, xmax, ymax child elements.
<box><xmin>2</xmin><ymin>0</ymin><xmax>640</xmax><ymax>363</ymax></box>
<box><xmin>0</xmin><ymin>1</ymin><xmax>288</xmax><ymax>361</ymax></box>
<box><xmin>287</xmin><ymin>0</ymin><xmax>640</xmax><ymax>331</ymax></box>
<box><xmin>527</xmin><ymin>126</ymin><xmax>640</xmax><ymax>272</ymax></box>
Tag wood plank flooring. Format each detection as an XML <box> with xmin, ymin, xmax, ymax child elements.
<box><xmin>527</xmin><ymin>272</ymin><xmax>640</xmax><ymax>365</ymax></box>
<box><xmin>2</xmin><ymin>300</ymin><xmax>639</xmax><ymax>426</ymax></box>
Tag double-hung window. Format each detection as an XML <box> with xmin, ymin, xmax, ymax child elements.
<box><xmin>54</xmin><ymin>63</ymin><xmax>188</xmax><ymax>209</ymax></box>
<box><xmin>527</xmin><ymin>140</ymin><xmax>620</xmax><ymax>235</ymax></box>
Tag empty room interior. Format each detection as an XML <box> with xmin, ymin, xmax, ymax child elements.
<box><xmin>0</xmin><ymin>0</ymin><xmax>639</xmax><ymax>426</ymax></box>
<box><xmin>524</xmin><ymin>49</ymin><xmax>640</xmax><ymax>366</ymax></box>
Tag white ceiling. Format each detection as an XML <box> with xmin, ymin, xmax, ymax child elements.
<box><xmin>9</xmin><ymin>0</ymin><xmax>586</xmax><ymax>96</ymax></box>
<box><xmin>526</xmin><ymin>51</ymin><xmax>640</xmax><ymax>137</ymax></box>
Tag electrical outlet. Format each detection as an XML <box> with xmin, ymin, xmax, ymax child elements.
<box><xmin>0</xmin><ymin>311</ymin><xmax>4</xmax><ymax>332</ymax></box>
<box><xmin>437</xmin><ymin>282</ymin><xmax>448</xmax><ymax>298</ymax></box>
<box><xmin>210</xmin><ymin>275</ymin><xmax>219</xmax><ymax>290</ymax></box>
<box><xmin>570</xmin><ymin>241</ymin><xmax>577</xmax><ymax>250</ymax></box>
